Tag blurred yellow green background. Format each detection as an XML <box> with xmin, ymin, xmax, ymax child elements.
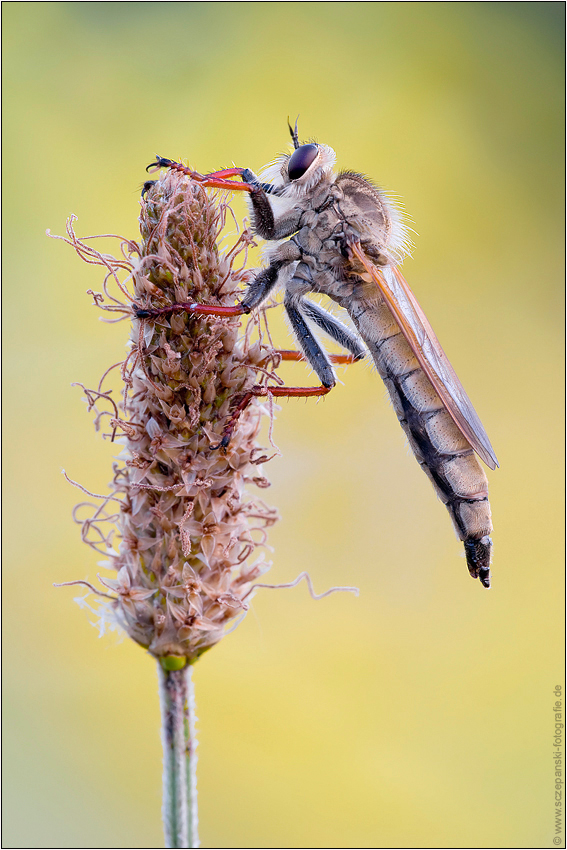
<box><xmin>3</xmin><ymin>3</ymin><xmax>564</xmax><ymax>848</ymax></box>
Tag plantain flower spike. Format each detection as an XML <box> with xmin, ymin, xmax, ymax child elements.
<box><xmin>60</xmin><ymin>170</ymin><xmax>281</xmax><ymax>665</ymax></box>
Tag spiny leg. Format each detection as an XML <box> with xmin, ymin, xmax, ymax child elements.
<box><xmin>240</xmin><ymin>261</ymin><xmax>286</xmax><ymax>312</ymax></box>
<box><xmin>211</xmin><ymin>341</ymin><xmax>367</xmax><ymax>450</ymax></box>
<box><xmin>300</xmin><ymin>300</ymin><xmax>366</xmax><ymax>360</ymax></box>
<box><xmin>211</xmin><ymin>300</ymin><xmax>348</xmax><ymax>450</ymax></box>
<box><xmin>284</xmin><ymin>295</ymin><xmax>337</xmax><ymax>389</ymax></box>
<box><xmin>134</xmin><ymin>299</ymin><xmax>359</xmax><ymax>450</ymax></box>
<box><xmin>213</xmin><ymin>343</ymin><xmax>368</xmax><ymax>450</ymax></box>
<box><xmin>271</xmin><ymin>350</ymin><xmax>360</xmax><ymax>366</ymax></box>
<box><xmin>146</xmin><ymin>157</ymin><xmax>286</xmax><ymax>238</ymax></box>
<box><xmin>212</xmin><ymin>381</ymin><xmax>332</xmax><ymax>450</ymax></box>
<box><xmin>215</xmin><ymin>299</ymin><xmax>367</xmax><ymax>446</ymax></box>
<box><xmin>133</xmin><ymin>302</ymin><xmax>244</xmax><ymax>320</ymax></box>
<box><xmin>133</xmin><ymin>258</ymin><xmax>287</xmax><ymax>320</ymax></box>
<box><xmin>147</xmin><ymin>159</ymin><xmax>276</xmax><ymax>195</ymax></box>
<box><xmin>146</xmin><ymin>157</ymin><xmax>257</xmax><ymax>194</ymax></box>
<box><xmin>141</xmin><ymin>179</ymin><xmax>156</xmax><ymax>197</ymax></box>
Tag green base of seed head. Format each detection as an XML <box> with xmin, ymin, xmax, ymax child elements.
<box><xmin>159</xmin><ymin>655</ymin><xmax>188</xmax><ymax>671</ymax></box>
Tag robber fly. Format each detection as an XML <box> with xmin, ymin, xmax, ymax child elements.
<box><xmin>142</xmin><ymin>121</ymin><xmax>498</xmax><ymax>588</ymax></box>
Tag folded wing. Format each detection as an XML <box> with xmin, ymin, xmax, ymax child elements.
<box><xmin>349</xmin><ymin>242</ymin><xmax>498</xmax><ymax>471</ymax></box>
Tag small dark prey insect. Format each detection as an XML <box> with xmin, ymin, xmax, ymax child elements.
<box><xmin>139</xmin><ymin>120</ymin><xmax>498</xmax><ymax>588</ymax></box>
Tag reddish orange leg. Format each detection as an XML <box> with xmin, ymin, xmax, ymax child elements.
<box><xmin>212</xmin><ymin>349</ymin><xmax>360</xmax><ymax>450</ymax></box>
<box><xmin>133</xmin><ymin>298</ymin><xmax>363</xmax><ymax>446</ymax></box>
<box><xmin>133</xmin><ymin>302</ymin><xmax>246</xmax><ymax>320</ymax></box>
<box><xmin>275</xmin><ymin>350</ymin><xmax>360</xmax><ymax>365</ymax></box>
<box><xmin>212</xmin><ymin>382</ymin><xmax>332</xmax><ymax>450</ymax></box>
<box><xmin>146</xmin><ymin>157</ymin><xmax>255</xmax><ymax>193</ymax></box>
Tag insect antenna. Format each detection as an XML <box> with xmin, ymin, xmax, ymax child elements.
<box><xmin>288</xmin><ymin>115</ymin><xmax>300</xmax><ymax>149</ymax></box>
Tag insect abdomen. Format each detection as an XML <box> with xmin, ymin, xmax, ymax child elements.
<box><xmin>346</xmin><ymin>290</ymin><xmax>493</xmax><ymax>587</ymax></box>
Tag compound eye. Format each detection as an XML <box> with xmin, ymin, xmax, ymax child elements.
<box><xmin>288</xmin><ymin>144</ymin><xmax>319</xmax><ymax>180</ymax></box>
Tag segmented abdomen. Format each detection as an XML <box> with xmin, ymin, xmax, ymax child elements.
<box><xmin>345</xmin><ymin>286</ymin><xmax>493</xmax><ymax>587</ymax></box>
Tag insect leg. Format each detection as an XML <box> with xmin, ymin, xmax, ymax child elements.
<box><xmin>146</xmin><ymin>157</ymin><xmax>257</xmax><ymax>193</ymax></box>
<box><xmin>146</xmin><ymin>158</ymin><xmax>296</xmax><ymax>238</ymax></box>
<box><xmin>212</xmin><ymin>379</ymin><xmax>332</xmax><ymax>450</ymax></box>
<box><xmin>239</xmin><ymin>168</ymin><xmax>281</xmax><ymax>196</ymax></box>
<box><xmin>240</xmin><ymin>260</ymin><xmax>286</xmax><ymax>311</ymax></box>
<box><xmin>238</xmin><ymin>175</ymin><xmax>301</xmax><ymax>240</ymax></box>
<box><xmin>245</xmin><ymin>184</ymin><xmax>276</xmax><ymax>240</ymax></box>
<box><xmin>141</xmin><ymin>180</ymin><xmax>156</xmax><ymax>197</ymax></box>
<box><xmin>213</xmin><ymin>290</ymin><xmax>342</xmax><ymax>449</ymax></box>
<box><xmin>301</xmin><ymin>300</ymin><xmax>366</xmax><ymax>360</ymax></box>
<box><xmin>134</xmin><ymin>245</ymin><xmax>299</xmax><ymax>320</ymax></box>
<box><xmin>284</xmin><ymin>294</ymin><xmax>336</xmax><ymax>389</ymax></box>
<box><xmin>133</xmin><ymin>302</ymin><xmax>244</xmax><ymax>320</ymax></box>
<box><xmin>269</xmin><ymin>350</ymin><xmax>360</xmax><ymax>366</ymax></box>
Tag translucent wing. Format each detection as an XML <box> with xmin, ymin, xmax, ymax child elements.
<box><xmin>350</xmin><ymin>242</ymin><xmax>499</xmax><ymax>470</ymax></box>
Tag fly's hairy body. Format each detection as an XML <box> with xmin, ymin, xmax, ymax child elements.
<box><xmin>145</xmin><ymin>124</ymin><xmax>497</xmax><ymax>587</ymax></box>
<box><xmin>241</xmin><ymin>134</ymin><xmax>495</xmax><ymax>587</ymax></box>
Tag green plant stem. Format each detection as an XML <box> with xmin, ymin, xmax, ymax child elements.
<box><xmin>158</xmin><ymin>663</ymin><xmax>199</xmax><ymax>848</ymax></box>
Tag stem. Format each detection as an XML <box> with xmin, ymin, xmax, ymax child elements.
<box><xmin>158</xmin><ymin>663</ymin><xmax>199</xmax><ymax>849</ymax></box>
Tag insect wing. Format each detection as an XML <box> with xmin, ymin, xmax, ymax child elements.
<box><xmin>350</xmin><ymin>243</ymin><xmax>498</xmax><ymax>471</ymax></box>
